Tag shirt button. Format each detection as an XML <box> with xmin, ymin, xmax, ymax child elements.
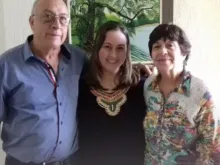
<box><xmin>61</xmin><ymin>68</ymin><xmax>64</xmax><ymax>71</ymax></box>
<box><xmin>61</xmin><ymin>121</ymin><xmax>63</xmax><ymax>125</ymax></box>
<box><xmin>59</xmin><ymin>102</ymin><xmax>62</xmax><ymax>106</ymax></box>
<box><xmin>59</xmin><ymin>141</ymin><xmax>62</xmax><ymax>144</ymax></box>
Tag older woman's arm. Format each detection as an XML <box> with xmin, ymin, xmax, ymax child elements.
<box><xmin>195</xmin><ymin>91</ymin><xmax>220</xmax><ymax>165</ymax></box>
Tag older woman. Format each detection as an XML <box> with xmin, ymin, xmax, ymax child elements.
<box><xmin>143</xmin><ymin>23</ymin><xmax>220</xmax><ymax>165</ymax></box>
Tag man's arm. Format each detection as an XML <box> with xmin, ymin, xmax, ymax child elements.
<box><xmin>132</xmin><ymin>63</ymin><xmax>154</xmax><ymax>77</ymax></box>
<box><xmin>0</xmin><ymin>63</ymin><xmax>6</xmax><ymax>122</ymax></box>
<box><xmin>195</xmin><ymin>91</ymin><xmax>220</xmax><ymax>165</ymax></box>
<box><xmin>80</xmin><ymin>52</ymin><xmax>89</xmax><ymax>79</ymax></box>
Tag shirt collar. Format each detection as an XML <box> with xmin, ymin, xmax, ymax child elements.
<box><xmin>148</xmin><ymin>71</ymin><xmax>191</xmax><ymax>97</ymax></box>
<box><xmin>23</xmin><ymin>35</ymin><xmax>71</xmax><ymax>61</ymax></box>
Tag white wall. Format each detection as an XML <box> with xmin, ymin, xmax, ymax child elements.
<box><xmin>173</xmin><ymin>0</ymin><xmax>220</xmax><ymax>111</ymax></box>
<box><xmin>0</xmin><ymin>0</ymin><xmax>34</xmax><ymax>54</ymax></box>
<box><xmin>0</xmin><ymin>0</ymin><xmax>6</xmax><ymax>54</ymax></box>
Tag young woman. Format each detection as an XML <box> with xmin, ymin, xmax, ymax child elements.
<box><xmin>77</xmin><ymin>21</ymin><xmax>147</xmax><ymax>165</ymax></box>
<box><xmin>143</xmin><ymin>23</ymin><xmax>220</xmax><ymax>165</ymax></box>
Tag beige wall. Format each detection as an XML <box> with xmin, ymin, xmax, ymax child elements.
<box><xmin>0</xmin><ymin>0</ymin><xmax>34</xmax><ymax>54</ymax></box>
<box><xmin>173</xmin><ymin>0</ymin><xmax>220</xmax><ymax>110</ymax></box>
<box><xmin>0</xmin><ymin>0</ymin><xmax>6</xmax><ymax>54</ymax></box>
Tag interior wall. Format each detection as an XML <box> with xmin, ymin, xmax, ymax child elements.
<box><xmin>0</xmin><ymin>0</ymin><xmax>34</xmax><ymax>54</ymax></box>
<box><xmin>173</xmin><ymin>0</ymin><xmax>220</xmax><ymax>110</ymax></box>
<box><xmin>0</xmin><ymin>0</ymin><xmax>6</xmax><ymax>54</ymax></box>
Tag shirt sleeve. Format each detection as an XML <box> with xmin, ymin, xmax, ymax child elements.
<box><xmin>82</xmin><ymin>51</ymin><xmax>89</xmax><ymax>73</ymax></box>
<box><xmin>0</xmin><ymin>63</ymin><xmax>6</xmax><ymax>122</ymax></box>
<box><xmin>195</xmin><ymin>91</ymin><xmax>220</xmax><ymax>165</ymax></box>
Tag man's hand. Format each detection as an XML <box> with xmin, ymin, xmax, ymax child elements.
<box><xmin>133</xmin><ymin>63</ymin><xmax>154</xmax><ymax>77</ymax></box>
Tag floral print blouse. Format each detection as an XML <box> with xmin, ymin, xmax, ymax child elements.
<box><xmin>143</xmin><ymin>72</ymin><xmax>220</xmax><ymax>165</ymax></box>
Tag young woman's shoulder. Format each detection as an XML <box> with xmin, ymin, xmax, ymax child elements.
<box><xmin>127</xmin><ymin>76</ymin><xmax>147</xmax><ymax>96</ymax></box>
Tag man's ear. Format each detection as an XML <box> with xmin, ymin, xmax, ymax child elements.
<box><xmin>29</xmin><ymin>16</ymin><xmax>34</xmax><ymax>29</ymax></box>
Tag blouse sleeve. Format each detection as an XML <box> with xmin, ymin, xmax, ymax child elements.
<box><xmin>195</xmin><ymin>91</ymin><xmax>220</xmax><ymax>165</ymax></box>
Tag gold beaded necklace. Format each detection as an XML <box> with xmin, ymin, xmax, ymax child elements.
<box><xmin>90</xmin><ymin>87</ymin><xmax>130</xmax><ymax>116</ymax></box>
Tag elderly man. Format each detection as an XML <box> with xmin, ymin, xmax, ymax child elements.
<box><xmin>0</xmin><ymin>0</ymin><xmax>86</xmax><ymax>164</ymax></box>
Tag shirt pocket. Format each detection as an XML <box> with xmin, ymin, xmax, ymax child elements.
<box><xmin>10</xmin><ymin>82</ymin><xmax>55</xmax><ymax>111</ymax></box>
<box><xmin>65</xmin><ymin>74</ymin><xmax>80</xmax><ymax>99</ymax></box>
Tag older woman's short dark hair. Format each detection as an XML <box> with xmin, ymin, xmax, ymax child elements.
<box><xmin>148</xmin><ymin>23</ymin><xmax>192</xmax><ymax>64</ymax></box>
<box><xmin>86</xmin><ymin>21</ymin><xmax>140</xmax><ymax>89</ymax></box>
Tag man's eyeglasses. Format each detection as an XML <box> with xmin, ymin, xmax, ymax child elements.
<box><xmin>32</xmin><ymin>13</ymin><xmax>70</xmax><ymax>26</ymax></box>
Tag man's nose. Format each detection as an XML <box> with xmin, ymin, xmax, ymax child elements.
<box><xmin>51</xmin><ymin>17</ymin><xmax>61</xmax><ymax>29</ymax></box>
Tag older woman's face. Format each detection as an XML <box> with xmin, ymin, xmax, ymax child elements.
<box><xmin>151</xmin><ymin>39</ymin><xmax>185</xmax><ymax>73</ymax></box>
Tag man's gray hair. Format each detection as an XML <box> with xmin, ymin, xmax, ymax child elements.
<box><xmin>31</xmin><ymin>0</ymin><xmax>40</xmax><ymax>15</ymax></box>
<box><xmin>31</xmin><ymin>0</ymin><xmax>68</xmax><ymax>15</ymax></box>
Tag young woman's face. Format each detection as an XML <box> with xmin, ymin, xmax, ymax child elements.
<box><xmin>151</xmin><ymin>39</ymin><xmax>185</xmax><ymax>73</ymax></box>
<box><xmin>99</xmin><ymin>30</ymin><xmax>127</xmax><ymax>76</ymax></box>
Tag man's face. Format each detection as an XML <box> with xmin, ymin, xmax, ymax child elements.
<box><xmin>29</xmin><ymin>0</ymin><xmax>69</xmax><ymax>49</ymax></box>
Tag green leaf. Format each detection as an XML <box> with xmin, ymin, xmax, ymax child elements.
<box><xmin>127</xmin><ymin>0</ymin><xmax>136</xmax><ymax>8</ymax></box>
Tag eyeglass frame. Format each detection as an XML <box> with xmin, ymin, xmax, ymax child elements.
<box><xmin>31</xmin><ymin>11</ymin><xmax>71</xmax><ymax>27</ymax></box>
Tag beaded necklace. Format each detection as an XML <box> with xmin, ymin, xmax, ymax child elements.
<box><xmin>91</xmin><ymin>87</ymin><xmax>130</xmax><ymax>116</ymax></box>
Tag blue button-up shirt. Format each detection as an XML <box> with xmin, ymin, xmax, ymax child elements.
<box><xmin>0</xmin><ymin>36</ymin><xmax>86</xmax><ymax>163</ymax></box>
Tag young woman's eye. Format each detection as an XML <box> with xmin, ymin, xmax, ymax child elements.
<box><xmin>104</xmin><ymin>45</ymin><xmax>110</xmax><ymax>49</ymax></box>
<box><xmin>117</xmin><ymin>47</ymin><xmax>124</xmax><ymax>51</ymax></box>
